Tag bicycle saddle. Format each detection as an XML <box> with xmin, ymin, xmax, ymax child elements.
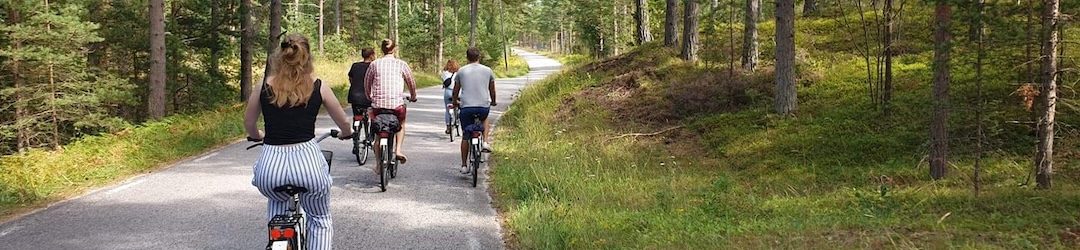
<box><xmin>272</xmin><ymin>185</ymin><xmax>308</xmax><ymax>195</ymax></box>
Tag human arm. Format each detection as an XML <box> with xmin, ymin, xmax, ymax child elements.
<box><xmin>244</xmin><ymin>80</ymin><xmax>264</xmax><ymax>140</ymax></box>
<box><xmin>488</xmin><ymin>72</ymin><xmax>497</xmax><ymax>106</ymax></box>
<box><xmin>402</xmin><ymin>62</ymin><xmax>417</xmax><ymax>102</ymax></box>
<box><xmin>320</xmin><ymin>81</ymin><xmax>354</xmax><ymax>139</ymax></box>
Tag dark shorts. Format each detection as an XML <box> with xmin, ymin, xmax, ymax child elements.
<box><xmin>459</xmin><ymin>107</ymin><xmax>490</xmax><ymax>133</ymax></box>
<box><xmin>369</xmin><ymin>105</ymin><xmax>407</xmax><ymax>124</ymax></box>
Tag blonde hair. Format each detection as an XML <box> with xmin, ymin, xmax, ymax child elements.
<box><xmin>443</xmin><ymin>59</ymin><xmax>460</xmax><ymax>73</ymax></box>
<box><xmin>268</xmin><ymin>34</ymin><xmax>315</xmax><ymax>107</ymax></box>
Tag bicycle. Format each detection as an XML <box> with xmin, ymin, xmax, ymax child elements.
<box><xmin>371</xmin><ymin>97</ymin><xmax>414</xmax><ymax>191</ymax></box>
<box><xmin>247</xmin><ymin>130</ymin><xmax>340</xmax><ymax>250</ymax></box>
<box><xmin>447</xmin><ymin>104</ymin><xmax>461</xmax><ymax>142</ymax></box>
<box><xmin>351</xmin><ymin>106</ymin><xmax>372</xmax><ymax>165</ymax></box>
<box><xmin>464</xmin><ymin>118</ymin><xmax>485</xmax><ymax>187</ymax></box>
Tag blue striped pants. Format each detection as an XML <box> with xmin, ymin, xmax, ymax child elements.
<box><xmin>252</xmin><ymin>141</ymin><xmax>333</xmax><ymax>250</ymax></box>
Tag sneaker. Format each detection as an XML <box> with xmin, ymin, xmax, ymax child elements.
<box><xmin>460</xmin><ymin>165</ymin><xmax>470</xmax><ymax>174</ymax></box>
<box><xmin>481</xmin><ymin>142</ymin><xmax>492</xmax><ymax>153</ymax></box>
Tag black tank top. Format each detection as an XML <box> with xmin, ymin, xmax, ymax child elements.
<box><xmin>260</xmin><ymin>79</ymin><xmax>323</xmax><ymax>145</ymax></box>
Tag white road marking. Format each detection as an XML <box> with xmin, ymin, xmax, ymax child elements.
<box><xmin>194</xmin><ymin>151</ymin><xmax>220</xmax><ymax>162</ymax></box>
<box><xmin>0</xmin><ymin>225</ymin><xmax>23</xmax><ymax>237</ymax></box>
<box><xmin>103</xmin><ymin>179</ymin><xmax>147</xmax><ymax>196</ymax></box>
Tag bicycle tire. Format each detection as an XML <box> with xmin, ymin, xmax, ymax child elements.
<box><xmin>379</xmin><ymin>143</ymin><xmax>388</xmax><ymax>192</ymax></box>
<box><xmin>389</xmin><ymin>134</ymin><xmax>398</xmax><ymax>179</ymax></box>
<box><xmin>356</xmin><ymin>120</ymin><xmax>370</xmax><ymax>165</ymax></box>
<box><xmin>471</xmin><ymin>145</ymin><xmax>480</xmax><ymax>187</ymax></box>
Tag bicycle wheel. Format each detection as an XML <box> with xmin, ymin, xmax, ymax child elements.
<box><xmin>471</xmin><ymin>145</ymin><xmax>480</xmax><ymax>187</ymax></box>
<box><xmin>356</xmin><ymin>120</ymin><xmax>370</xmax><ymax>165</ymax></box>
<box><xmin>378</xmin><ymin>144</ymin><xmax>388</xmax><ymax>192</ymax></box>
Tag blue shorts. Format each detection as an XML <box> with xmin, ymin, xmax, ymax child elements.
<box><xmin>459</xmin><ymin>107</ymin><xmax>490</xmax><ymax>134</ymax></box>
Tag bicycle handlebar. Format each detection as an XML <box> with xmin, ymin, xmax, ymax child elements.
<box><xmin>246</xmin><ymin>129</ymin><xmax>340</xmax><ymax>150</ymax></box>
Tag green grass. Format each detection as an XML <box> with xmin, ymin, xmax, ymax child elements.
<box><xmin>0</xmin><ymin>105</ymin><xmax>246</xmax><ymax>218</ymax></box>
<box><xmin>493</xmin><ymin>53</ymin><xmax>531</xmax><ymax>78</ymax></box>
<box><xmin>492</xmin><ymin>11</ymin><xmax>1079</xmax><ymax>248</ymax></box>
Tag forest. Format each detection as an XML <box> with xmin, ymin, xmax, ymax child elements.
<box><xmin>1</xmin><ymin>0</ymin><xmax>1079</xmax><ymax>247</ymax></box>
<box><xmin>0</xmin><ymin>0</ymin><xmax>526</xmax><ymax>155</ymax></box>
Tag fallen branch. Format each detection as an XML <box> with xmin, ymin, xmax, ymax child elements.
<box><xmin>609</xmin><ymin>125</ymin><xmax>684</xmax><ymax>140</ymax></box>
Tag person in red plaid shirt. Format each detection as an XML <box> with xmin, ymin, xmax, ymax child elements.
<box><xmin>364</xmin><ymin>39</ymin><xmax>418</xmax><ymax>166</ymax></box>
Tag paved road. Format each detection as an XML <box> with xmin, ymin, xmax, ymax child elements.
<box><xmin>0</xmin><ymin>49</ymin><xmax>561</xmax><ymax>250</ymax></box>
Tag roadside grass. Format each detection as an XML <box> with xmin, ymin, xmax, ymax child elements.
<box><xmin>492</xmin><ymin>22</ymin><xmax>1079</xmax><ymax>250</ymax></box>
<box><xmin>0</xmin><ymin>105</ymin><xmax>246</xmax><ymax>219</ymax></box>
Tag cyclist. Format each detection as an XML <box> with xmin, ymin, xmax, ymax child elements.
<box><xmin>452</xmin><ymin>47</ymin><xmax>496</xmax><ymax>174</ymax></box>
<box><xmin>364</xmin><ymin>39</ymin><xmax>418</xmax><ymax>171</ymax></box>
<box><xmin>244</xmin><ymin>34</ymin><xmax>353</xmax><ymax>250</ymax></box>
<box><xmin>348</xmin><ymin>48</ymin><xmax>376</xmax><ymax>143</ymax></box>
<box><xmin>441</xmin><ymin>59</ymin><xmax>460</xmax><ymax>135</ymax></box>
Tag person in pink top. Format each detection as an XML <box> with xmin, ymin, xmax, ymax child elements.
<box><xmin>364</xmin><ymin>39</ymin><xmax>418</xmax><ymax>167</ymax></box>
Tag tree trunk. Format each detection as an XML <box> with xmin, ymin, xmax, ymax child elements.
<box><xmin>882</xmin><ymin>0</ymin><xmax>893</xmax><ymax>115</ymax></box>
<box><xmin>45</xmin><ymin>0</ymin><xmax>59</xmax><ymax>148</ymax></box>
<box><xmin>774</xmin><ymin>0</ymin><xmax>796</xmax><ymax>115</ymax></box>
<box><xmin>929</xmin><ymin>1</ymin><xmax>951</xmax><ymax>180</ymax></box>
<box><xmin>664</xmin><ymin>0</ymin><xmax>678</xmax><ymax>47</ymax></box>
<box><xmin>742</xmin><ymin>0</ymin><xmax>759</xmax><ymax>71</ymax></box>
<box><xmin>469</xmin><ymin>0</ymin><xmax>478</xmax><ymax>47</ymax></box>
<box><xmin>635</xmin><ymin>0</ymin><xmax>653</xmax><ymax>44</ymax></box>
<box><xmin>149</xmin><ymin>0</ymin><xmax>167</xmax><ymax>119</ymax></box>
<box><xmin>803</xmin><ymin>0</ymin><xmax>816</xmax><ymax>16</ymax></box>
<box><xmin>264</xmin><ymin>0</ymin><xmax>283</xmax><ymax>85</ymax></box>
<box><xmin>729</xmin><ymin>0</ymin><xmax>736</xmax><ymax>76</ymax></box>
<box><xmin>681</xmin><ymin>0</ymin><xmax>698</xmax><ymax>61</ymax></box>
<box><xmin>393</xmin><ymin>0</ymin><xmax>399</xmax><ymax>43</ymax></box>
<box><xmin>335</xmin><ymin>0</ymin><xmax>341</xmax><ymax>35</ymax></box>
<box><xmin>7</xmin><ymin>7</ymin><xmax>26</xmax><ymax>150</ymax></box>
<box><xmin>438</xmin><ymin>0</ymin><xmax>444</xmax><ymax>70</ymax></box>
<box><xmin>973</xmin><ymin>0</ymin><xmax>985</xmax><ymax>194</ymax></box>
<box><xmin>240</xmin><ymin>0</ymin><xmax>254</xmax><ymax>101</ymax></box>
<box><xmin>319</xmin><ymin>0</ymin><xmax>324</xmax><ymax>54</ymax></box>
<box><xmin>1034</xmin><ymin>0</ymin><xmax>1059</xmax><ymax>189</ymax></box>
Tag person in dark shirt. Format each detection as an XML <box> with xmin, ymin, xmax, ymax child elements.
<box><xmin>347</xmin><ymin>48</ymin><xmax>376</xmax><ymax>115</ymax></box>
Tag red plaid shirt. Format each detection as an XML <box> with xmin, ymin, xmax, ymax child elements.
<box><xmin>364</xmin><ymin>55</ymin><xmax>417</xmax><ymax>109</ymax></box>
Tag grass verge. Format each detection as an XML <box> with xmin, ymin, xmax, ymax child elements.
<box><xmin>492</xmin><ymin>41</ymin><xmax>1078</xmax><ymax>248</ymax></box>
<box><xmin>0</xmin><ymin>105</ymin><xmax>246</xmax><ymax>219</ymax></box>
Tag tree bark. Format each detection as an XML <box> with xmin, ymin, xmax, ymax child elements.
<box><xmin>774</xmin><ymin>0</ymin><xmax>796</xmax><ymax>115</ymax></box>
<box><xmin>681</xmin><ymin>0</ymin><xmax>698</xmax><ymax>61</ymax></box>
<box><xmin>973</xmin><ymin>0</ymin><xmax>985</xmax><ymax>194</ymax></box>
<box><xmin>664</xmin><ymin>0</ymin><xmax>678</xmax><ymax>47</ymax></box>
<box><xmin>742</xmin><ymin>0</ymin><xmax>759</xmax><ymax>71</ymax></box>
<box><xmin>264</xmin><ymin>0</ymin><xmax>283</xmax><ymax>85</ymax></box>
<box><xmin>1034</xmin><ymin>0</ymin><xmax>1059</xmax><ymax>189</ymax></box>
<box><xmin>469</xmin><ymin>0</ymin><xmax>478</xmax><ymax>47</ymax></box>
<box><xmin>635</xmin><ymin>0</ymin><xmax>653</xmax><ymax>44</ymax></box>
<box><xmin>240</xmin><ymin>0</ymin><xmax>254</xmax><ymax>101</ymax></box>
<box><xmin>882</xmin><ymin>0</ymin><xmax>893</xmax><ymax>115</ymax></box>
<box><xmin>393</xmin><ymin>0</ymin><xmax>399</xmax><ymax>43</ymax></box>
<box><xmin>438</xmin><ymin>0</ymin><xmax>445</xmax><ymax>70</ymax></box>
<box><xmin>319</xmin><ymin>0</ymin><xmax>324</xmax><ymax>54</ymax></box>
<box><xmin>149</xmin><ymin>0</ymin><xmax>167</xmax><ymax>119</ymax></box>
<box><xmin>335</xmin><ymin>0</ymin><xmax>341</xmax><ymax>35</ymax></box>
<box><xmin>7</xmin><ymin>7</ymin><xmax>26</xmax><ymax>150</ymax></box>
<box><xmin>929</xmin><ymin>1</ymin><xmax>951</xmax><ymax>180</ymax></box>
<box><xmin>803</xmin><ymin>0</ymin><xmax>816</xmax><ymax>16</ymax></box>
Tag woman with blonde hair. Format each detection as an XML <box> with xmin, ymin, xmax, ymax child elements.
<box><xmin>441</xmin><ymin>59</ymin><xmax>461</xmax><ymax>134</ymax></box>
<box><xmin>243</xmin><ymin>34</ymin><xmax>353</xmax><ymax>250</ymax></box>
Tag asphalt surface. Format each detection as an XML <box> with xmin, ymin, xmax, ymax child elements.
<box><xmin>0</xmin><ymin>49</ymin><xmax>562</xmax><ymax>250</ymax></box>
